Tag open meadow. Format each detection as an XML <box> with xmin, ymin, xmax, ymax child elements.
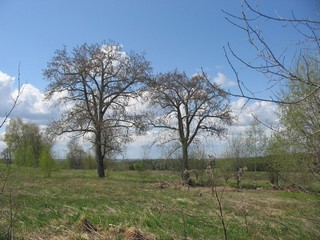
<box><xmin>1</xmin><ymin>1</ymin><xmax>320</xmax><ymax>240</ymax></box>
<box><xmin>0</xmin><ymin>164</ymin><xmax>319</xmax><ymax>240</ymax></box>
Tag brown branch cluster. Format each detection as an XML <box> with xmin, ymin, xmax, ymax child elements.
<box><xmin>223</xmin><ymin>0</ymin><xmax>320</xmax><ymax>105</ymax></box>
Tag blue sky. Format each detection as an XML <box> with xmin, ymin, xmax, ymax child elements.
<box><xmin>0</xmin><ymin>0</ymin><xmax>318</xmax><ymax>158</ymax></box>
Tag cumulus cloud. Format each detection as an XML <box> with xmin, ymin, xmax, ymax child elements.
<box><xmin>0</xmin><ymin>71</ymin><xmax>15</xmax><ymax>112</ymax></box>
<box><xmin>213</xmin><ymin>72</ymin><xmax>237</xmax><ymax>87</ymax></box>
<box><xmin>0</xmin><ymin>71</ymin><xmax>54</xmax><ymax>123</ymax></box>
<box><xmin>231</xmin><ymin>98</ymin><xmax>278</xmax><ymax>127</ymax></box>
<box><xmin>201</xmin><ymin>98</ymin><xmax>280</xmax><ymax>156</ymax></box>
<box><xmin>127</xmin><ymin>92</ymin><xmax>150</xmax><ymax>114</ymax></box>
<box><xmin>6</xmin><ymin>83</ymin><xmax>62</xmax><ymax>125</ymax></box>
<box><xmin>13</xmin><ymin>84</ymin><xmax>48</xmax><ymax>113</ymax></box>
<box><xmin>0</xmin><ymin>71</ymin><xmax>14</xmax><ymax>85</ymax></box>
<box><xmin>216</xmin><ymin>97</ymin><xmax>278</xmax><ymax>154</ymax></box>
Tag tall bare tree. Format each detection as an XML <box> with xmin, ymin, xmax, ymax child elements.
<box><xmin>44</xmin><ymin>42</ymin><xmax>151</xmax><ymax>177</ymax></box>
<box><xmin>146</xmin><ymin>70</ymin><xmax>234</xmax><ymax>181</ymax></box>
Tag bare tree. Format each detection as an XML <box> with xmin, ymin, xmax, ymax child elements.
<box><xmin>146</xmin><ymin>70</ymin><xmax>234</xmax><ymax>181</ymax></box>
<box><xmin>223</xmin><ymin>0</ymin><xmax>320</xmax><ymax>104</ymax></box>
<box><xmin>43</xmin><ymin>42</ymin><xmax>151</xmax><ymax>177</ymax></box>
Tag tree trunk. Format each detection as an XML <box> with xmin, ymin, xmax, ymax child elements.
<box><xmin>182</xmin><ymin>141</ymin><xmax>189</xmax><ymax>181</ymax></box>
<box><xmin>95</xmin><ymin>133</ymin><xmax>105</xmax><ymax>178</ymax></box>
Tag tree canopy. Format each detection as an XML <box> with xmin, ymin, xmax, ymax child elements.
<box><xmin>43</xmin><ymin>42</ymin><xmax>152</xmax><ymax>177</ymax></box>
<box><xmin>146</xmin><ymin>70</ymin><xmax>234</xmax><ymax>180</ymax></box>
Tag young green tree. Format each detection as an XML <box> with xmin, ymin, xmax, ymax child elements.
<box><xmin>274</xmin><ymin>54</ymin><xmax>320</xmax><ymax>184</ymax></box>
<box><xmin>267</xmin><ymin>133</ymin><xmax>290</xmax><ymax>188</ymax></box>
<box><xmin>4</xmin><ymin>118</ymin><xmax>43</xmax><ymax>167</ymax></box>
<box><xmin>39</xmin><ymin>143</ymin><xmax>56</xmax><ymax>177</ymax></box>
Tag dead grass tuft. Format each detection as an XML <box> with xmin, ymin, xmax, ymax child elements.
<box><xmin>106</xmin><ymin>225</ymin><xmax>155</xmax><ymax>240</ymax></box>
<box><xmin>76</xmin><ymin>216</ymin><xmax>97</xmax><ymax>233</ymax></box>
<box><xmin>123</xmin><ymin>227</ymin><xmax>145</xmax><ymax>240</ymax></box>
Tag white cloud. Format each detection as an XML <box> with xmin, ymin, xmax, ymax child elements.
<box><xmin>125</xmin><ymin>130</ymin><xmax>161</xmax><ymax>159</ymax></box>
<box><xmin>231</xmin><ymin>98</ymin><xmax>278</xmax><ymax>127</ymax></box>
<box><xmin>12</xmin><ymin>83</ymin><xmax>49</xmax><ymax>115</ymax></box>
<box><xmin>201</xmin><ymin>98</ymin><xmax>279</xmax><ymax>157</ymax></box>
<box><xmin>0</xmin><ymin>71</ymin><xmax>14</xmax><ymax>85</ymax></box>
<box><xmin>127</xmin><ymin>92</ymin><xmax>150</xmax><ymax>114</ymax></box>
<box><xmin>0</xmin><ymin>71</ymin><xmax>53</xmax><ymax>122</ymax></box>
<box><xmin>0</xmin><ymin>130</ymin><xmax>7</xmax><ymax>149</ymax></box>
<box><xmin>213</xmin><ymin>72</ymin><xmax>237</xmax><ymax>87</ymax></box>
<box><xmin>0</xmin><ymin>71</ymin><xmax>15</xmax><ymax>112</ymax></box>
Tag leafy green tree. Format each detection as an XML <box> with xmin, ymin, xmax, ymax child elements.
<box><xmin>216</xmin><ymin>158</ymin><xmax>234</xmax><ymax>183</ymax></box>
<box><xmin>272</xmin><ymin>54</ymin><xmax>320</xmax><ymax>185</ymax></box>
<box><xmin>4</xmin><ymin>118</ymin><xmax>43</xmax><ymax>167</ymax></box>
<box><xmin>266</xmin><ymin>134</ymin><xmax>287</xmax><ymax>188</ymax></box>
<box><xmin>39</xmin><ymin>143</ymin><xmax>56</xmax><ymax>177</ymax></box>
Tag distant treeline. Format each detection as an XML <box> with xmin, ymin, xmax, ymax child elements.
<box><xmin>1</xmin><ymin>153</ymin><xmax>308</xmax><ymax>174</ymax></box>
<box><xmin>108</xmin><ymin>155</ymin><xmax>305</xmax><ymax>173</ymax></box>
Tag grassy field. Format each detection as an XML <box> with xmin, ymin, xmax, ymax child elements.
<box><xmin>0</xmin><ymin>165</ymin><xmax>319</xmax><ymax>239</ymax></box>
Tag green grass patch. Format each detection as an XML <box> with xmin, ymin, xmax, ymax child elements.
<box><xmin>0</xmin><ymin>164</ymin><xmax>319</xmax><ymax>239</ymax></box>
